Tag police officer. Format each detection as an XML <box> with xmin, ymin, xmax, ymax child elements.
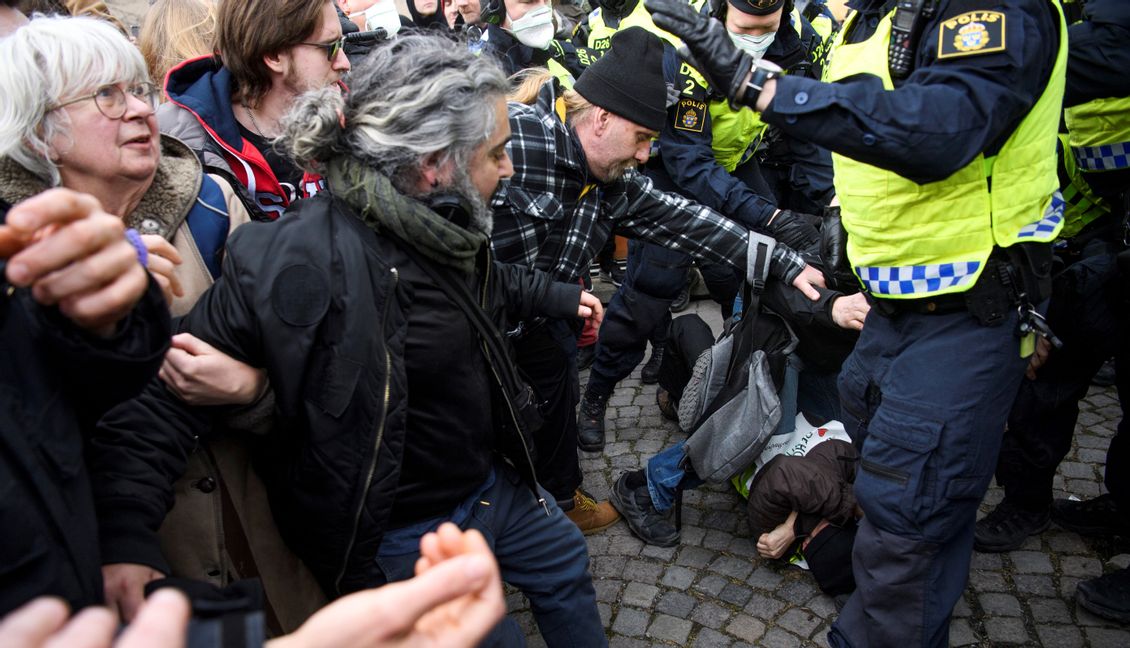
<box><xmin>578</xmin><ymin>0</ymin><xmax>829</xmax><ymax>451</ymax></box>
<box><xmin>973</xmin><ymin>0</ymin><xmax>1130</xmax><ymax>622</ymax></box>
<box><xmin>467</xmin><ymin>0</ymin><xmax>585</xmax><ymax>83</ymax></box>
<box><xmin>646</xmin><ymin>0</ymin><xmax>1067</xmax><ymax>645</ymax></box>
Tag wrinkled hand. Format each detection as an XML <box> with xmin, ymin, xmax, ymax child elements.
<box><xmin>791</xmin><ymin>264</ymin><xmax>825</xmax><ymax>301</ymax></box>
<box><xmin>645</xmin><ymin>0</ymin><xmax>751</xmax><ymax>103</ymax></box>
<box><xmin>140</xmin><ymin>234</ymin><xmax>183</xmax><ymax>305</ymax></box>
<box><xmin>1025</xmin><ymin>335</ymin><xmax>1052</xmax><ymax>380</ymax></box>
<box><xmin>3</xmin><ymin>189</ymin><xmax>149</xmax><ymax>337</ymax></box>
<box><xmin>767</xmin><ymin>210</ymin><xmax>821</xmax><ymax>252</ymax></box>
<box><xmin>831</xmin><ymin>292</ymin><xmax>869</xmax><ymax>331</ymax></box>
<box><xmin>270</xmin><ymin>523</ymin><xmax>504</xmax><ymax>648</ymax></box>
<box><xmin>101</xmin><ymin>563</ymin><xmax>165</xmax><ymax>623</ymax></box>
<box><xmin>160</xmin><ymin>333</ymin><xmax>267</xmax><ymax>406</ymax></box>
<box><xmin>578</xmin><ymin>291</ymin><xmax>604</xmax><ymax>328</ymax></box>
<box><xmin>0</xmin><ymin>590</ymin><xmax>189</xmax><ymax>648</ymax></box>
<box><xmin>757</xmin><ymin>511</ymin><xmax>799</xmax><ymax>560</ymax></box>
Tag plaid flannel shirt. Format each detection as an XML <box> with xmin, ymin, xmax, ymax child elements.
<box><xmin>489</xmin><ymin>80</ymin><xmax>805</xmax><ymax>286</ymax></box>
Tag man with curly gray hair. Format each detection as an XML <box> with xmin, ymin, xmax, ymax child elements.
<box><xmin>92</xmin><ymin>32</ymin><xmax>608</xmax><ymax>646</ymax></box>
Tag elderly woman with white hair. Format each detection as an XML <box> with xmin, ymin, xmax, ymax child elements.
<box><xmin>0</xmin><ymin>11</ymin><xmax>298</xmax><ymax>620</ymax></box>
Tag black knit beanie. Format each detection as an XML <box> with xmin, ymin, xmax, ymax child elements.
<box><xmin>727</xmin><ymin>0</ymin><xmax>786</xmax><ymax>16</ymax></box>
<box><xmin>573</xmin><ymin>27</ymin><xmax>667</xmax><ymax>132</ymax></box>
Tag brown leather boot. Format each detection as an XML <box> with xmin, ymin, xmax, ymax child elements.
<box><xmin>564</xmin><ymin>488</ymin><xmax>620</xmax><ymax>534</ymax></box>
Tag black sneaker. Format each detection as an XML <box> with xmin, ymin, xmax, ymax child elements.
<box><xmin>641</xmin><ymin>346</ymin><xmax>664</xmax><ymax>384</ymax></box>
<box><xmin>610</xmin><ymin>471</ymin><xmax>680</xmax><ymax>547</ymax></box>
<box><xmin>577</xmin><ymin>344</ymin><xmax>596</xmax><ymax>370</ymax></box>
<box><xmin>973</xmin><ymin>500</ymin><xmax>1050</xmax><ymax>553</ymax></box>
<box><xmin>670</xmin><ymin>285</ymin><xmax>690</xmax><ymax>313</ymax></box>
<box><xmin>1077</xmin><ymin>567</ymin><xmax>1130</xmax><ymax>623</ymax></box>
<box><xmin>1052</xmin><ymin>494</ymin><xmax>1130</xmax><ymax>537</ymax></box>
<box><xmin>577</xmin><ymin>390</ymin><xmax>609</xmax><ymax>451</ymax></box>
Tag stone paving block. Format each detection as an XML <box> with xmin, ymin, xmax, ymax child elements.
<box><xmin>709</xmin><ymin>555</ymin><xmax>754</xmax><ymax>580</ymax></box>
<box><xmin>1045</xmin><ymin>530</ymin><xmax>1090</xmax><ymax>554</ymax></box>
<box><xmin>691</xmin><ymin>601</ymin><xmax>733</xmax><ymax>630</ymax></box>
<box><xmin>622</xmin><ymin>559</ymin><xmax>664</xmax><ymax>585</ymax></box>
<box><xmin>609</xmin><ymin>534</ymin><xmax>645</xmax><ymax>557</ymax></box>
<box><xmin>693</xmin><ymin>573</ymin><xmax>729</xmax><ymax>597</ymax></box>
<box><xmin>719</xmin><ymin>583</ymin><xmax>753</xmax><ymax>607</ymax></box>
<box><xmin>949</xmin><ymin>619</ymin><xmax>976</xmax><ymax>646</ymax></box>
<box><xmin>805</xmin><ymin>595</ymin><xmax>837</xmax><ymax>619</ymax></box>
<box><xmin>592</xmin><ymin>555</ymin><xmax>628</xmax><ymax>579</ymax></box>
<box><xmin>1066</xmin><ymin>478</ymin><xmax>1103</xmax><ymax>498</ymax></box>
<box><xmin>970</xmin><ymin>551</ymin><xmax>1003</xmax><ymax>570</ymax></box>
<box><xmin>979</xmin><ymin>592</ymin><xmax>1023</xmax><ymax>617</ymax></box>
<box><xmin>640</xmin><ymin>544</ymin><xmax>678</xmax><ymax>561</ymax></box>
<box><xmin>655</xmin><ymin>591</ymin><xmax>697</xmax><ymax>618</ymax></box>
<box><xmin>777</xmin><ymin>607</ymin><xmax>821</xmax><ymax>638</ymax></box>
<box><xmin>595</xmin><ymin>578</ymin><xmax>624</xmax><ymax>603</ymax></box>
<box><xmin>1060</xmin><ymin>555</ymin><xmax>1103</xmax><ymax>579</ymax></box>
<box><xmin>777</xmin><ymin>580</ymin><xmax>818</xmax><ymax>605</ymax></box>
<box><xmin>623</xmin><ymin>582</ymin><xmax>661</xmax><ymax>608</ymax></box>
<box><xmin>692</xmin><ymin>627</ymin><xmax>733</xmax><ymax>648</ymax></box>
<box><xmin>681</xmin><ymin>525</ymin><xmax>707</xmax><ymax>546</ymax></box>
<box><xmin>612</xmin><ymin>607</ymin><xmax>651</xmax><ymax>637</ymax></box>
<box><xmin>1014</xmin><ymin>573</ymin><xmax>1057</xmax><ymax>598</ymax></box>
<box><xmin>1076</xmin><ymin>433</ymin><xmax>1109</xmax><ymax>449</ymax></box>
<box><xmin>647</xmin><ymin>613</ymin><xmax>693</xmax><ymax>644</ymax></box>
<box><xmin>1110</xmin><ymin>553</ymin><xmax>1130</xmax><ymax>570</ymax></box>
<box><xmin>724</xmin><ymin>613</ymin><xmax>766</xmax><ymax>644</ymax></box>
<box><xmin>1009</xmin><ymin>550</ymin><xmax>1054</xmax><ymax>574</ymax></box>
<box><xmin>1087</xmin><ymin>626</ymin><xmax>1130</xmax><ymax>648</ymax></box>
<box><xmin>703</xmin><ymin>529</ymin><xmax>734</xmax><ymax>550</ymax></box>
<box><xmin>984</xmin><ymin>616</ymin><xmax>1030</xmax><ymax>645</ymax></box>
<box><xmin>599</xmin><ymin>602</ymin><xmax>614</xmax><ymax>627</ymax></box>
<box><xmin>757</xmin><ymin>627</ymin><xmax>801</xmax><ymax>648</ymax></box>
<box><xmin>746</xmin><ymin>566</ymin><xmax>784</xmax><ymax>591</ymax></box>
<box><xmin>676</xmin><ymin>546</ymin><xmax>716</xmax><ymax>569</ymax></box>
<box><xmin>968</xmin><ymin>570</ymin><xmax>1009</xmax><ymax>591</ymax></box>
<box><xmin>609</xmin><ymin>637</ymin><xmax>649</xmax><ymax>648</ymax></box>
<box><xmin>1059</xmin><ymin>460</ymin><xmax>1096</xmax><ymax>479</ymax></box>
<box><xmin>952</xmin><ymin>595</ymin><xmax>972</xmax><ymax>618</ymax></box>
<box><xmin>1027</xmin><ymin>596</ymin><xmax>1072</xmax><ymax>623</ymax></box>
<box><xmin>659</xmin><ymin>565</ymin><xmax>691</xmax><ymax>592</ymax></box>
<box><xmin>744</xmin><ymin>592</ymin><xmax>786</xmax><ymax>619</ymax></box>
<box><xmin>1035</xmin><ymin>623</ymin><xmax>1084</xmax><ymax>647</ymax></box>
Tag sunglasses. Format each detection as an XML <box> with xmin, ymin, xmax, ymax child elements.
<box><xmin>298</xmin><ymin>36</ymin><xmax>346</xmax><ymax>61</ymax></box>
<box><xmin>52</xmin><ymin>82</ymin><xmax>159</xmax><ymax>119</ymax></box>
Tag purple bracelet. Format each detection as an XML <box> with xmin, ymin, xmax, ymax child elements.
<box><xmin>124</xmin><ymin>227</ymin><xmax>148</xmax><ymax>268</ymax></box>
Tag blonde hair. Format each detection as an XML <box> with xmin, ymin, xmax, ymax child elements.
<box><xmin>138</xmin><ymin>0</ymin><xmax>217</xmax><ymax>90</ymax></box>
<box><xmin>507</xmin><ymin>67</ymin><xmax>596</xmax><ymax>127</ymax></box>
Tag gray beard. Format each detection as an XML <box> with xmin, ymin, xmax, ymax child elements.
<box><xmin>451</xmin><ymin>168</ymin><xmax>493</xmax><ymax>236</ymax></box>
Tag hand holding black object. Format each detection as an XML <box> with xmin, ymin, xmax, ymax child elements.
<box><xmin>766</xmin><ymin>210</ymin><xmax>821</xmax><ymax>252</ymax></box>
<box><xmin>645</xmin><ymin>0</ymin><xmax>753</xmax><ymax>105</ymax></box>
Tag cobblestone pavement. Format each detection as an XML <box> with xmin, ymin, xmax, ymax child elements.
<box><xmin>508</xmin><ymin>295</ymin><xmax>1130</xmax><ymax>647</ymax></box>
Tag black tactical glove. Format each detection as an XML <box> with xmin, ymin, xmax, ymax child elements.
<box><xmin>645</xmin><ymin>0</ymin><xmax>754</xmax><ymax>107</ymax></box>
<box><xmin>766</xmin><ymin>209</ymin><xmax>821</xmax><ymax>252</ymax></box>
<box><xmin>820</xmin><ymin>205</ymin><xmax>858</xmax><ymax>291</ymax></box>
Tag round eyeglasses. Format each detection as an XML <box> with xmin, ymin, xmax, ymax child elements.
<box><xmin>51</xmin><ymin>82</ymin><xmax>159</xmax><ymax>120</ymax></box>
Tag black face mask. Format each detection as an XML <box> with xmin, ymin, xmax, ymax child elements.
<box><xmin>596</xmin><ymin>0</ymin><xmax>636</xmax><ymax>17</ymax></box>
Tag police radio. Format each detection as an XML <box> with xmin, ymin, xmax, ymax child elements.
<box><xmin>888</xmin><ymin>0</ymin><xmax>936</xmax><ymax>80</ymax></box>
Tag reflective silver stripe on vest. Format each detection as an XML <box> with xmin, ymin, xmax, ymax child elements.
<box><xmin>1016</xmin><ymin>190</ymin><xmax>1065</xmax><ymax>239</ymax></box>
<box><xmin>855</xmin><ymin>261</ymin><xmax>982</xmax><ymax>296</ymax></box>
<box><xmin>1074</xmin><ymin>142</ymin><xmax>1130</xmax><ymax>171</ymax></box>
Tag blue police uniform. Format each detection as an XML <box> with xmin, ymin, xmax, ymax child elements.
<box><xmin>985</xmin><ymin>0</ymin><xmax>1130</xmax><ymax>546</ymax></box>
<box><xmin>584</xmin><ymin>8</ymin><xmax>826</xmax><ymax>401</ymax></box>
<box><xmin>758</xmin><ymin>0</ymin><xmax>1064</xmax><ymax>645</ymax></box>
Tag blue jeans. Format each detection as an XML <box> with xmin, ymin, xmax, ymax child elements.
<box><xmin>827</xmin><ymin>307</ymin><xmax>1028</xmax><ymax>648</ymax></box>
<box><xmin>375</xmin><ymin>463</ymin><xmax>605</xmax><ymax>648</ymax></box>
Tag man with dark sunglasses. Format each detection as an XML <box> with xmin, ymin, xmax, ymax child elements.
<box><xmin>158</xmin><ymin>0</ymin><xmax>350</xmax><ymax>220</ymax></box>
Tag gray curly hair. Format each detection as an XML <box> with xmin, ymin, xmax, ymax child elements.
<box><xmin>279</xmin><ymin>32</ymin><xmax>509</xmax><ymax>197</ymax></box>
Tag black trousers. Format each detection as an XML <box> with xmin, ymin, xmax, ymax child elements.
<box><xmin>996</xmin><ymin>243</ymin><xmax>1130</xmax><ymax>512</ymax></box>
<box><xmin>513</xmin><ymin>320</ymin><xmax>582</xmax><ymax>504</ymax></box>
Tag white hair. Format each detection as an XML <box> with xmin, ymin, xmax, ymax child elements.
<box><xmin>0</xmin><ymin>15</ymin><xmax>150</xmax><ymax>185</ymax></box>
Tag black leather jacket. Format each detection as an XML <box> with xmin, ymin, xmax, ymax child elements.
<box><xmin>89</xmin><ymin>193</ymin><xmax>580</xmax><ymax>596</ymax></box>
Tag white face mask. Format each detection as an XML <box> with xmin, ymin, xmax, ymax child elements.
<box><xmin>728</xmin><ymin>30</ymin><xmax>775</xmax><ymax>60</ymax></box>
<box><xmin>509</xmin><ymin>5</ymin><xmax>555</xmax><ymax>50</ymax></box>
<box><xmin>351</xmin><ymin>0</ymin><xmax>401</xmax><ymax>38</ymax></box>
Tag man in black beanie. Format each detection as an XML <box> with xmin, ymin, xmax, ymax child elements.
<box><xmin>491</xmin><ymin>25</ymin><xmax>827</xmax><ymax>533</ymax></box>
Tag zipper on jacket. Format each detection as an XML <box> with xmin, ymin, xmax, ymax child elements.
<box><xmin>334</xmin><ymin>266</ymin><xmax>397</xmax><ymax>594</ymax></box>
<box><xmin>480</xmin><ymin>256</ymin><xmax>550</xmax><ymax>517</ymax></box>
<box><xmin>861</xmin><ymin>459</ymin><xmax>909</xmax><ymax>486</ymax></box>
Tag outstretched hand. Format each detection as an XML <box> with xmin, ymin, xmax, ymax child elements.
<box><xmin>578</xmin><ymin>291</ymin><xmax>604</xmax><ymax>328</ymax></box>
<box><xmin>645</xmin><ymin>0</ymin><xmax>752</xmax><ymax>104</ymax></box>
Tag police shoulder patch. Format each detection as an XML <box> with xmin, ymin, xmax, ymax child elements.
<box><xmin>674</xmin><ymin>98</ymin><xmax>707</xmax><ymax>133</ymax></box>
<box><xmin>938</xmin><ymin>11</ymin><xmax>1006</xmax><ymax>59</ymax></box>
